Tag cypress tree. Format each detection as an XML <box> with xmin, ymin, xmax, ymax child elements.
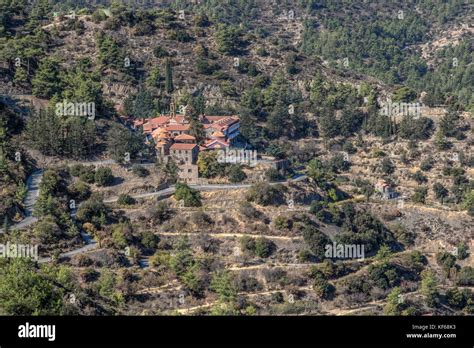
<box><xmin>165</xmin><ymin>59</ymin><xmax>174</xmax><ymax>94</ymax></box>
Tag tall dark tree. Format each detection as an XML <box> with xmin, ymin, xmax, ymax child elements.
<box><xmin>96</xmin><ymin>32</ymin><xmax>125</xmax><ymax>70</ymax></box>
<box><xmin>31</xmin><ymin>57</ymin><xmax>61</xmax><ymax>98</ymax></box>
<box><xmin>319</xmin><ymin>110</ymin><xmax>338</xmax><ymax>144</ymax></box>
<box><xmin>439</xmin><ymin>109</ymin><xmax>460</xmax><ymax>138</ymax></box>
<box><xmin>26</xmin><ymin>109</ymin><xmax>62</xmax><ymax>156</ymax></box>
<box><xmin>215</xmin><ymin>24</ymin><xmax>243</xmax><ymax>55</ymax></box>
<box><xmin>188</xmin><ymin>119</ymin><xmax>206</xmax><ymax>145</ymax></box>
<box><xmin>127</xmin><ymin>90</ymin><xmax>157</xmax><ymax>119</ymax></box>
<box><xmin>107</xmin><ymin>124</ymin><xmax>144</xmax><ymax>163</ymax></box>
<box><xmin>165</xmin><ymin>59</ymin><xmax>174</xmax><ymax>94</ymax></box>
<box><xmin>26</xmin><ymin>109</ymin><xmax>96</xmax><ymax>159</ymax></box>
<box><xmin>266</xmin><ymin>102</ymin><xmax>287</xmax><ymax>138</ymax></box>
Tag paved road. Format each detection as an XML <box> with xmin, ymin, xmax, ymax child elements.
<box><xmin>43</xmin><ymin>174</ymin><xmax>308</xmax><ymax>262</ymax></box>
<box><xmin>104</xmin><ymin>175</ymin><xmax>308</xmax><ymax>203</ymax></box>
<box><xmin>104</xmin><ymin>187</ymin><xmax>176</xmax><ymax>203</ymax></box>
<box><xmin>38</xmin><ymin>242</ymin><xmax>99</xmax><ymax>264</ymax></box>
<box><xmin>1</xmin><ymin>164</ymin><xmax>307</xmax><ymax>262</ymax></box>
<box><xmin>0</xmin><ymin>169</ymin><xmax>43</xmax><ymax>233</ymax></box>
<box><xmin>0</xmin><ymin>169</ymin><xmax>306</xmax><ymax>230</ymax></box>
<box><xmin>0</xmin><ymin>168</ymin><xmax>98</xmax><ymax>261</ymax></box>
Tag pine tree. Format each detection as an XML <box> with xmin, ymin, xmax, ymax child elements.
<box><xmin>266</xmin><ymin>102</ymin><xmax>287</xmax><ymax>138</ymax></box>
<box><xmin>62</xmin><ymin>60</ymin><xmax>103</xmax><ymax>108</ymax></box>
<box><xmin>215</xmin><ymin>25</ymin><xmax>242</xmax><ymax>55</ymax></box>
<box><xmin>131</xmin><ymin>90</ymin><xmax>157</xmax><ymax>119</ymax></box>
<box><xmin>190</xmin><ymin>94</ymin><xmax>205</xmax><ymax>117</ymax></box>
<box><xmin>13</xmin><ymin>66</ymin><xmax>28</xmax><ymax>86</ymax></box>
<box><xmin>96</xmin><ymin>33</ymin><xmax>124</xmax><ymax>70</ymax></box>
<box><xmin>439</xmin><ymin>109</ymin><xmax>460</xmax><ymax>137</ymax></box>
<box><xmin>26</xmin><ymin>109</ymin><xmax>62</xmax><ymax>156</ymax></box>
<box><xmin>31</xmin><ymin>57</ymin><xmax>61</xmax><ymax>98</ymax></box>
<box><xmin>310</xmin><ymin>71</ymin><xmax>327</xmax><ymax>106</ymax></box>
<box><xmin>434</xmin><ymin>130</ymin><xmax>450</xmax><ymax>150</ymax></box>
<box><xmin>163</xmin><ymin>157</ymin><xmax>179</xmax><ymax>182</ymax></box>
<box><xmin>319</xmin><ymin>109</ymin><xmax>338</xmax><ymax>146</ymax></box>
<box><xmin>421</xmin><ymin>269</ymin><xmax>439</xmax><ymax>307</ymax></box>
<box><xmin>384</xmin><ymin>287</ymin><xmax>403</xmax><ymax>315</ymax></box>
<box><xmin>63</xmin><ymin>117</ymin><xmax>96</xmax><ymax>159</ymax></box>
<box><xmin>146</xmin><ymin>66</ymin><xmax>160</xmax><ymax>90</ymax></box>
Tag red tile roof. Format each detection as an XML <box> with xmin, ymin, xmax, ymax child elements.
<box><xmin>202</xmin><ymin>116</ymin><xmax>228</xmax><ymax>123</ymax></box>
<box><xmin>210</xmin><ymin>123</ymin><xmax>228</xmax><ymax>131</ymax></box>
<box><xmin>215</xmin><ymin>116</ymin><xmax>239</xmax><ymax>126</ymax></box>
<box><xmin>203</xmin><ymin>139</ymin><xmax>229</xmax><ymax>149</ymax></box>
<box><xmin>151</xmin><ymin>128</ymin><xmax>170</xmax><ymax>140</ymax></box>
<box><xmin>143</xmin><ymin>123</ymin><xmax>154</xmax><ymax>133</ymax></box>
<box><xmin>169</xmin><ymin>115</ymin><xmax>186</xmax><ymax>124</ymax></box>
<box><xmin>170</xmin><ymin>143</ymin><xmax>198</xmax><ymax>151</ymax></box>
<box><xmin>148</xmin><ymin>116</ymin><xmax>171</xmax><ymax>126</ymax></box>
<box><xmin>140</xmin><ymin>115</ymin><xmax>189</xmax><ymax>132</ymax></box>
<box><xmin>174</xmin><ymin>134</ymin><xmax>196</xmax><ymax>141</ymax></box>
<box><xmin>165</xmin><ymin>124</ymin><xmax>189</xmax><ymax>131</ymax></box>
<box><xmin>207</xmin><ymin>116</ymin><xmax>239</xmax><ymax>131</ymax></box>
<box><xmin>212</xmin><ymin>131</ymin><xmax>225</xmax><ymax>138</ymax></box>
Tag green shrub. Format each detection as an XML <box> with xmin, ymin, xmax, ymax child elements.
<box><xmin>68</xmin><ymin>181</ymin><xmax>91</xmax><ymax>201</ymax></box>
<box><xmin>174</xmin><ymin>183</ymin><xmax>201</xmax><ymax>207</ymax></box>
<box><xmin>94</xmin><ymin>167</ymin><xmax>113</xmax><ymax>186</ymax></box>
<box><xmin>240</xmin><ymin>236</ymin><xmax>256</xmax><ymax>254</ymax></box>
<box><xmin>196</xmin><ymin>59</ymin><xmax>220</xmax><ymax>75</ymax></box>
<box><xmin>246</xmin><ymin>182</ymin><xmax>286</xmax><ymax>206</ymax></box>
<box><xmin>413</xmin><ymin>170</ymin><xmax>427</xmax><ymax>184</ymax></box>
<box><xmin>436</xmin><ymin>252</ymin><xmax>456</xmax><ymax>274</ymax></box>
<box><xmin>69</xmin><ymin>164</ymin><xmax>85</xmax><ymax>177</ymax></box>
<box><xmin>254</xmin><ymin>237</ymin><xmax>275</xmax><ymax>258</ymax></box>
<box><xmin>140</xmin><ymin>231</ymin><xmax>159</xmax><ymax>250</ymax></box>
<box><xmin>33</xmin><ymin>215</ymin><xmax>63</xmax><ymax>244</ymax></box>
<box><xmin>153</xmin><ymin>45</ymin><xmax>168</xmax><ymax>58</ymax></box>
<box><xmin>412</xmin><ymin>187</ymin><xmax>428</xmax><ymax>204</ymax></box>
<box><xmin>274</xmin><ymin>215</ymin><xmax>292</xmax><ymax>230</ymax></box>
<box><xmin>148</xmin><ymin>202</ymin><xmax>173</xmax><ymax>224</ymax></box>
<box><xmin>265</xmin><ymin>168</ymin><xmax>283</xmax><ymax>181</ymax></box>
<box><xmin>446</xmin><ymin>287</ymin><xmax>467</xmax><ymax>309</ymax></box>
<box><xmin>456</xmin><ymin>242</ymin><xmax>469</xmax><ymax>260</ymax></box>
<box><xmin>227</xmin><ymin>165</ymin><xmax>247</xmax><ymax>183</ymax></box>
<box><xmin>117</xmin><ymin>194</ymin><xmax>136</xmax><ymax>205</ymax></box>
<box><xmin>238</xmin><ymin>201</ymin><xmax>262</xmax><ymax>219</ymax></box>
<box><xmin>79</xmin><ymin>167</ymin><xmax>96</xmax><ymax>183</ymax></box>
<box><xmin>132</xmin><ymin>164</ymin><xmax>149</xmax><ymax>177</ymax></box>
<box><xmin>111</xmin><ymin>223</ymin><xmax>133</xmax><ymax>249</ymax></box>
<box><xmin>457</xmin><ymin>267</ymin><xmax>474</xmax><ymax>286</ymax></box>
<box><xmin>191</xmin><ymin>211</ymin><xmax>213</xmax><ymax>228</ymax></box>
<box><xmin>256</xmin><ymin>47</ymin><xmax>268</xmax><ymax>56</ymax></box>
<box><xmin>302</xmin><ymin>225</ymin><xmax>331</xmax><ymax>259</ymax></box>
<box><xmin>76</xmin><ymin>196</ymin><xmax>109</xmax><ymax>227</ymax></box>
<box><xmin>312</xmin><ymin>271</ymin><xmax>334</xmax><ymax>299</ymax></box>
<box><xmin>420</xmin><ymin>158</ymin><xmax>433</xmax><ymax>171</ymax></box>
